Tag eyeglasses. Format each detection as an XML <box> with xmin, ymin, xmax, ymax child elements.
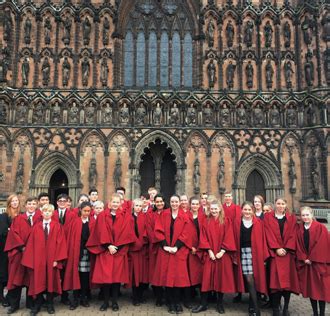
<box><xmin>58</xmin><ymin>199</ymin><xmax>67</xmax><ymax>202</ymax></box>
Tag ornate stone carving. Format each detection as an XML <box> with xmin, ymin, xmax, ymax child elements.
<box><xmin>207</xmin><ymin>20</ymin><xmax>215</xmax><ymax>47</ymax></box>
<box><xmin>103</xmin><ymin>102</ymin><xmax>113</xmax><ymax>124</ymax></box>
<box><xmin>283</xmin><ymin>21</ymin><xmax>291</xmax><ymax>48</ymax></box>
<box><xmin>113</xmin><ymin>151</ymin><xmax>122</xmax><ymax>188</ymax></box>
<box><xmin>69</xmin><ymin>102</ymin><xmax>79</xmax><ymax>124</ymax></box>
<box><xmin>42</xmin><ymin>57</ymin><xmax>51</xmax><ymax>86</ymax></box>
<box><xmin>51</xmin><ymin>101</ymin><xmax>61</xmax><ymax>124</ymax></box>
<box><xmin>135</xmin><ymin>102</ymin><xmax>146</xmax><ymax>125</ymax></box>
<box><xmin>85</xmin><ymin>102</ymin><xmax>95</xmax><ymax>125</ymax></box>
<box><xmin>264</xmin><ymin>21</ymin><xmax>273</xmax><ymax>48</ymax></box>
<box><xmin>284</xmin><ymin>60</ymin><xmax>294</xmax><ymax>89</ymax></box>
<box><xmin>324</xmin><ymin>49</ymin><xmax>330</xmax><ymax>85</ymax></box>
<box><xmin>285</xmin><ymin>137</ymin><xmax>297</xmax><ymax>194</ymax></box>
<box><xmin>81</xmin><ymin>57</ymin><xmax>90</xmax><ymax>86</ymax></box>
<box><xmin>193</xmin><ymin>157</ymin><xmax>200</xmax><ymax>194</ymax></box>
<box><xmin>322</xmin><ymin>14</ymin><xmax>330</xmax><ymax>42</ymax></box>
<box><xmin>217</xmin><ymin>157</ymin><xmax>225</xmax><ymax>194</ymax></box>
<box><xmin>153</xmin><ymin>102</ymin><xmax>162</xmax><ymax>125</ymax></box>
<box><xmin>24</xmin><ymin>17</ymin><xmax>32</xmax><ymax>45</ymax></box>
<box><xmin>3</xmin><ymin>10</ymin><xmax>13</xmax><ymax>42</ymax></box>
<box><xmin>301</xmin><ymin>15</ymin><xmax>313</xmax><ymax>46</ymax></box>
<box><xmin>100</xmin><ymin>57</ymin><xmax>109</xmax><ymax>87</ymax></box>
<box><xmin>16</xmin><ymin>157</ymin><xmax>24</xmax><ymax>194</ymax></box>
<box><xmin>220</xmin><ymin>103</ymin><xmax>230</xmax><ymax>126</ymax></box>
<box><xmin>244</xmin><ymin>20</ymin><xmax>254</xmax><ymax>47</ymax></box>
<box><xmin>306</xmin><ymin>101</ymin><xmax>317</xmax><ymax>126</ymax></box>
<box><xmin>103</xmin><ymin>16</ymin><xmax>110</xmax><ymax>46</ymax></box>
<box><xmin>237</xmin><ymin>104</ymin><xmax>247</xmax><ymax>126</ymax></box>
<box><xmin>253</xmin><ymin>104</ymin><xmax>264</xmax><ymax>126</ymax></box>
<box><xmin>89</xmin><ymin>155</ymin><xmax>97</xmax><ymax>189</ymax></box>
<box><xmin>33</xmin><ymin>101</ymin><xmax>44</xmax><ymax>123</ymax></box>
<box><xmin>270</xmin><ymin>104</ymin><xmax>280</xmax><ymax>126</ymax></box>
<box><xmin>16</xmin><ymin>102</ymin><xmax>27</xmax><ymax>124</ymax></box>
<box><xmin>226</xmin><ymin>20</ymin><xmax>234</xmax><ymax>48</ymax></box>
<box><xmin>118</xmin><ymin>102</ymin><xmax>129</xmax><ymax>125</ymax></box>
<box><xmin>286</xmin><ymin>104</ymin><xmax>296</xmax><ymax>127</ymax></box>
<box><xmin>0</xmin><ymin>100</ymin><xmax>7</xmax><ymax>124</ymax></box>
<box><xmin>62</xmin><ymin>16</ymin><xmax>72</xmax><ymax>45</ymax></box>
<box><xmin>62</xmin><ymin>57</ymin><xmax>71</xmax><ymax>87</ymax></box>
<box><xmin>207</xmin><ymin>59</ymin><xmax>216</xmax><ymax>88</ymax></box>
<box><xmin>169</xmin><ymin>103</ymin><xmax>180</xmax><ymax>125</ymax></box>
<box><xmin>82</xmin><ymin>17</ymin><xmax>92</xmax><ymax>46</ymax></box>
<box><xmin>226</xmin><ymin>61</ymin><xmax>236</xmax><ymax>90</ymax></box>
<box><xmin>245</xmin><ymin>61</ymin><xmax>254</xmax><ymax>89</ymax></box>
<box><xmin>44</xmin><ymin>16</ymin><xmax>52</xmax><ymax>45</ymax></box>
<box><xmin>186</xmin><ymin>103</ymin><xmax>197</xmax><ymax>126</ymax></box>
<box><xmin>304</xmin><ymin>51</ymin><xmax>314</xmax><ymax>87</ymax></box>
<box><xmin>265</xmin><ymin>59</ymin><xmax>274</xmax><ymax>89</ymax></box>
<box><xmin>22</xmin><ymin>57</ymin><xmax>30</xmax><ymax>86</ymax></box>
<box><xmin>203</xmin><ymin>103</ymin><xmax>213</xmax><ymax>125</ymax></box>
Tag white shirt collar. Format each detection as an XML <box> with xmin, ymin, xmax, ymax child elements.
<box><xmin>82</xmin><ymin>218</ymin><xmax>89</xmax><ymax>224</ymax></box>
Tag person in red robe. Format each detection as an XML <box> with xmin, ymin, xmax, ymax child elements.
<box><xmin>264</xmin><ymin>197</ymin><xmax>299</xmax><ymax>316</ymax></box>
<box><xmin>37</xmin><ymin>192</ymin><xmax>49</xmax><ymax>210</ymax></box>
<box><xmin>86</xmin><ymin>193</ymin><xmax>136</xmax><ymax>312</ymax></box>
<box><xmin>153</xmin><ymin>194</ymin><xmax>192</xmax><ymax>314</ymax></box>
<box><xmin>198</xmin><ymin>192</ymin><xmax>209</xmax><ymax>214</ymax></box>
<box><xmin>71</xmin><ymin>194</ymin><xmax>90</xmax><ymax>215</ymax></box>
<box><xmin>232</xmin><ymin>201</ymin><xmax>269</xmax><ymax>316</ymax></box>
<box><xmin>127</xmin><ymin>198</ymin><xmax>149</xmax><ymax>305</ymax></box>
<box><xmin>296</xmin><ymin>206</ymin><xmax>330</xmax><ymax>316</ymax></box>
<box><xmin>116</xmin><ymin>186</ymin><xmax>132</xmax><ymax>212</ymax></box>
<box><xmin>5</xmin><ymin>197</ymin><xmax>42</xmax><ymax>314</ymax></box>
<box><xmin>63</xmin><ymin>201</ymin><xmax>93</xmax><ymax>310</ymax></box>
<box><xmin>222</xmin><ymin>191</ymin><xmax>241</xmax><ymax>221</ymax></box>
<box><xmin>22</xmin><ymin>203</ymin><xmax>68</xmax><ymax>316</ymax></box>
<box><xmin>146</xmin><ymin>194</ymin><xmax>166</xmax><ymax>306</ymax></box>
<box><xmin>192</xmin><ymin>199</ymin><xmax>236</xmax><ymax>314</ymax></box>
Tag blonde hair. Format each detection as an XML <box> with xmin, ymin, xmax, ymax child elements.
<box><xmin>300</xmin><ymin>206</ymin><xmax>315</xmax><ymax>219</ymax></box>
<box><xmin>110</xmin><ymin>193</ymin><xmax>122</xmax><ymax>201</ymax></box>
<box><xmin>275</xmin><ymin>197</ymin><xmax>292</xmax><ymax>214</ymax></box>
<box><xmin>6</xmin><ymin>194</ymin><xmax>21</xmax><ymax>219</ymax></box>
<box><xmin>132</xmin><ymin>198</ymin><xmax>143</xmax><ymax>212</ymax></box>
<box><xmin>241</xmin><ymin>201</ymin><xmax>255</xmax><ymax>216</ymax></box>
<box><xmin>41</xmin><ymin>204</ymin><xmax>55</xmax><ymax>212</ymax></box>
<box><xmin>94</xmin><ymin>200</ymin><xmax>104</xmax><ymax>208</ymax></box>
<box><xmin>207</xmin><ymin>199</ymin><xmax>225</xmax><ymax>225</ymax></box>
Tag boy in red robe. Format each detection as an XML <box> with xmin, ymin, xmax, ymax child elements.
<box><xmin>5</xmin><ymin>197</ymin><xmax>41</xmax><ymax>314</ymax></box>
<box><xmin>222</xmin><ymin>191</ymin><xmax>241</xmax><ymax>221</ymax></box>
<box><xmin>22</xmin><ymin>203</ymin><xmax>68</xmax><ymax>315</ymax></box>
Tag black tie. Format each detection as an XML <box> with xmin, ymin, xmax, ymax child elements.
<box><xmin>44</xmin><ymin>223</ymin><xmax>49</xmax><ymax>240</ymax></box>
<box><xmin>28</xmin><ymin>215</ymin><xmax>32</xmax><ymax>226</ymax></box>
<box><xmin>59</xmin><ymin>210</ymin><xmax>64</xmax><ymax>224</ymax></box>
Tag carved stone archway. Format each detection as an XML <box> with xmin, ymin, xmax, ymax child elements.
<box><xmin>30</xmin><ymin>153</ymin><xmax>82</xmax><ymax>203</ymax></box>
<box><xmin>234</xmin><ymin>154</ymin><xmax>284</xmax><ymax>204</ymax></box>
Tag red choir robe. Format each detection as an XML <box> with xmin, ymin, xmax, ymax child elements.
<box><xmin>63</xmin><ymin>217</ymin><xmax>93</xmax><ymax>291</ymax></box>
<box><xmin>232</xmin><ymin>216</ymin><xmax>269</xmax><ymax>295</ymax></box>
<box><xmin>21</xmin><ymin>220</ymin><xmax>68</xmax><ymax>296</ymax></box>
<box><xmin>223</xmin><ymin>203</ymin><xmax>241</xmax><ymax>221</ymax></box>
<box><xmin>187</xmin><ymin>210</ymin><xmax>206</xmax><ymax>286</ymax></box>
<box><xmin>264</xmin><ymin>211</ymin><xmax>299</xmax><ymax>293</ymax></box>
<box><xmin>127</xmin><ymin>212</ymin><xmax>149</xmax><ymax>287</ymax></box>
<box><xmin>4</xmin><ymin>211</ymin><xmax>42</xmax><ymax>290</ymax></box>
<box><xmin>199</xmin><ymin>216</ymin><xmax>236</xmax><ymax>293</ymax></box>
<box><xmin>153</xmin><ymin>209</ymin><xmax>192</xmax><ymax>287</ymax></box>
<box><xmin>53</xmin><ymin>208</ymin><xmax>77</xmax><ymax>237</ymax></box>
<box><xmin>122</xmin><ymin>200</ymin><xmax>133</xmax><ymax>213</ymax></box>
<box><xmin>86</xmin><ymin>209</ymin><xmax>136</xmax><ymax>285</ymax></box>
<box><xmin>296</xmin><ymin>221</ymin><xmax>330</xmax><ymax>302</ymax></box>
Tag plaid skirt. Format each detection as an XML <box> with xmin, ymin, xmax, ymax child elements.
<box><xmin>78</xmin><ymin>248</ymin><xmax>90</xmax><ymax>273</ymax></box>
<box><xmin>241</xmin><ymin>247</ymin><xmax>253</xmax><ymax>275</ymax></box>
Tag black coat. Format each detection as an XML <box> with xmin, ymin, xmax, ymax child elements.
<box><xmin>0</xmin><ymin>213</ymin><xmax>11</xmax><ymax>284</ymax></box>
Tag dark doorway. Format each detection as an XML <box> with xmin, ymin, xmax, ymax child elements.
<box><xmin>245</xmin><ymin>170</ymin><xmax>266</xmax><ymax>202</ymax></box>
<box><xmin>160</xmin><ymin>149</ymin><xmax>177</xmax><ymax>203</ymax></box>
<box><xmin>49</xmin><ymin>169</ymin><xmax>69</xmax><ymax>205</ymax></box>
<box><xmin>139</xmin><ymin>148</ymin><xmax>156</xmax><ymax>196</ymax></box>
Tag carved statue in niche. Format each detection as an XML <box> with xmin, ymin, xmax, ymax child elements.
<box><xmin>100</xmin><ymin>57</ymin><xmax>109</xmax><ymax>87</ymax></box>
<box><xmin>220</xmin><ymin>103</ymin><xmax>230</xmax><ymax>126</ymax></box>
<box><xmin>62</xmin><ymin>57</ymin><xmax>71</xmax><ymax>87</ymax></box>
<box><xmin>304</xmin><ymin>52</ymin><xmax>314</xmax><ymax>87</ymax></box>
<box><xmin>22</xmin><ymin>57</ymin><xmax>30</xmax><ymax>86</ymax></box>
<box><xmin>89</xmin><ymin>158</ymin><xmax>97</xmax><ymax>189</ymax></box>
<box><xmin>103</xmin><ymin>16</ymin><xmax>110</xmax><ymax>46</ymax></box>
<box><xmin>42</xmin><ymin>57</ymin><xmax>51</xmax><ymax>86</ymax></box>
<box><xmin>301</xmin><ymin>16</ymin><xmax>313</xmax><ymax>46</ymax></box>
<box><xmin>226</xmin><ymin>20</ymin><xmax>234</xmax><ymax>48</ymax></box>
<box><xmin>193</xmin><ymin>158</ymin><xmax>200</xmax><ymax>194</ymax></box>
<box><xmin>203</xmin><ymin>103</ymin><xmax>213</xmax><ymax>125</ymax></box>
<box><xmin>245</xmin><ymin>61</ymin><xmax>254</xmax><ymax>89</ymax></box>
<box><xmin>207</xmin><ymin>20</ymin><xmax>215</xmax><ymax>47</ymax></box>
<box><xmin>44</xmin><ymin>16</ymin><xmax>52</xmax><ymax>45</ymax></box>
<box><xmin>135</xmin><ymin>103</ymin><xmax>146</xmax><ymax>125</ymax></box>
<box><xmin>311</xmin><ymin>168</ymin><xmax>320</xmax><ymax>199</ymax></box>
<box><xmin>283</xmin><ymin>21</ymin><xmax>291</xmax><ymax>48</ymax></box>
<box><xmin>85</xmin><ymin>102</ymin><xmax>94</xmax><ymax>125</ymax></box>
<box><xmin>33</xmin><ymin>102</ymin><xmax>44</xmax><ymax>123</ymax></box>
<box><xmin>306</xmin><ymin>101</ymin><xmax>317</xmax><ymax>126</ymax></box>
<box><xmin>207</xmin><ymin>59</ymin><xmax>216</xmax><ymax>88</ymax></box>
<box><xmin>324</xmin><ymin>49</ymin><xmax>330</xmax><ymax>84</ymax></box>
<box><xmin>264</xmin><ymin>21</ymin><xmax>273</xmax><ymax>48</ymax></box>
<box><xmin>16</xmin><ymin>102</ymin><xmax>27</xmax><ymax>124</ymax></box>
<box><xmin>0</xmin><ymin>101</ymin><xmax>7</xmax><ymax>124</ymax></box>
<box><xmin>24</xmin><ymin>17</ymin><xmax>32</xmax><ymax>45</ymax></box>
<box><xmin>16</xmin><ymin>158</ymin><xmax>24</xmax><ymax>194</ymax></box>
<box><xmin>52</xmin><ymin>101</ymin><xmax>61</xmax><ymax>124</ymax></box>
<box><xmin>265</xmin><ymin>59</ymin><xmax>274</xmax><ymax>89</ymax></box>
<box><xmin>253</xmin><ymin>104</ymin><xmax>264</xmax><ymax>126</ymax></box>
<box><xmin>217</xmin><ymin>158</ymin><xmax>225</xmax><ymax>193</ymax></box>
<box><xmin>186</xmin><ymin>103</ymin><xmax>197</xmax><ymax>126</ymax></box>
<box><xmin>284</xmin><ymin>60</ymin><xmax>294</xmax><ymax>89</ymax></box>
<box><xmin>3</xmin><ymin>10</ymin><xmax>13</xmax><ymax>42</ymax></box>
<box><xmin>237</xmin><ymin>104</ymin><xmax>247</xmax><ymax>125</ymax></box>
<box><xmin>113</xmin><ymin>155</ymin><xmax>122</xmax><ymax>189</ymax></box>
<box><xmin>270</xmin><ymin>105</ymin><xmax>280</xmax><ymax>126</ymax></box>
<box><xmin>69</xmin><ymin>102</ymin><xmax>79</xmax><ymax>124</ymax></box>
<box><xmin>82</xmin><ymin>17</ymin><xmax>91</xmax><ymax>46</ymax></box>
<box><xmin>62</xmin><ymin>16</ymin><xmax>72</xmax><ymax>45</ymax></box>
<box><xmin>103</xmin><ymin>102</ymin><xmax>112</xmax><ymax>124</ymax></box>
<box><xmin>81</xmin><ymin>57</ymin><xmax>90</xmax><ymax>86</ymax></box>
<box><xmin>226</xmin><ymin>61</ymin><xmax>236</xmax><ymax>90</ymax></box>
<box><xmin>286</xmin><ymin>104</ymin><xmax>296</xmax><ymax>126</ymax></box>
<box><xmin>169</xmin><ymin>103</ymin><xmax>180</xmax><ymax>125</ymax></box>
<box><xmin>118</xmin><ymin>102</ymin><xmax>129</xmax><ymax>125</ymax></box>
<box><xmin>288</xmin><ymin>159</ymin><xmax>297</xmax><ymax>193</ymax></box>
<box><xmin>153</xmin><ymin>103</ymin><xmax>162</xmax><ymax>125</ymax></box>
<box><xmin>322</xmin><ymin>14</ymin><xmax>330</xmax><ymax>42</ymax></box>
<box><xmin>244</xmin><ymin>21</ymin><xmax>254</xmax><ymax>47</ymax></box>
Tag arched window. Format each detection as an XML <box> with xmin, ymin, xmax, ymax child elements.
<box><xmin>148</xmin><ymin>31</ymin><xmax>157</xmax><ymax>87</ymax></box>
<box><xmin>172</xmin><ymin>32</ymin><xmax>181</xmax><ymax>88</ymax></box>
<box><xmin>160</xmin><ymin>32</ymin><xmax>169</xmax><ymax>87</ymax></box>
<box><xmin>136</xmin><ymin>32</ymin><xmax>145</xmax><ymax>87</ymax></box>
<box><xmin>184</xmin><ymin>32</ymin><xmax>193</xmax><ymax>87</ymax></box>
<box><xmin>124</xmin><ymin>31</ymin><xmax>134</xmax><ymax>87</ymax></box>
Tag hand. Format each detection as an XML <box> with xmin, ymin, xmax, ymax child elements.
<box><xmin>276</xmin><ymin>248</ymin><xmax>287</xmax><ymax>256</ymax></box>
<box><xmin>305</xmin><ymin>259</ymin><xmax>312</xmax><ymax>265</ymax></box>
<box><xmin>53</xmin><ymin>261</ymin><xmax>58</xmax><ymax>267</ymax></box>
<box><xmin>163</xmin><ymin>246</ymin><xmax>171</xmax><ymax>252</ymax></box>
<box><xmin>191</xmin><ymin>247</ymin><xmax>197</xmax><ymax>255</ymax></box>
<box><xmin>169</xmin><ymin>247</ymin><xmax>178</xmax><ymax>254</ymax></box>
<box><xmin>208</xmin><ymin>250</ymin><xmax>216</xmax><ymax>261</ymax></box>
<box><xmin>216</xmin><ymin>250</ymin><xmax>225</xmax><ymax>259</ymax></box>
<box><xmin>108</xmin><ymin>245</ymin><xmax>118</xmax><ymax>255</ymax></box>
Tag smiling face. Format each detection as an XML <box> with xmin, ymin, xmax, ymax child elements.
<box><xmin>300</xmin><ymin>208</ymin><xmax>313</xmax><ymax>224</ymax></box>
<box><xmin>170</xmin><ymin>196</ymin><xmax>180</xmax><ymax>212</ymax></box>
<box><xmin>133</xmin><ymin>200</ymin><xmax>143</xmax><ymax>213</ymax></box>
<box><xmin>210</xmin><ymin>203</ymin><xmax>220</xmax><ymax>218</ymax></box>
<box><xmin>148</xmin><ymin>189</ymin><xmax>158</xmax><ymax>201</ymax></box>
<box><xmin>57</xmin><ymin>198</ymin><xmax>67</xmax><ymax>209</ymax></box>
<box><xmin>190</xmin><ymin>199</ymin><xmax>200</xmax><ymax>213</ymax></box>
<box><xmin>78</xmin><ymin>195</ymin><xmax>89</xmax><ymax>205</ymax></box>
<box><xmin>25</xmin><ymin>200</ymin><xmax>37</xmax><ymax>214</ymax></box>
<box><xmin>242</xmin><ymin>203</ymin><xmax>254</xmax><ymax>220</ymax></box>
<box><xmin>42</xmin><ymin>206</ymin><xmax>54</xmax><ymax>220</ymax></box>
<box><xmin>89</xmin><ymin>191</ymin><xmax>98</xmax><ymax>202</ymax></box>
<box><xmin>94</xmin><ymin>204</ymin><xmax>104</xmax><ymax>216</ymax></box>
<box><xmin>38</xmin><ymin>196</ymin><xmax>49</xmax><ymax>207</ymax></box>
<box><xmin>200</xmin><ymin>194</ymin><xmax>208</xmax><ymax>206</ymax></box>
<box><xmin>110</xmin><ymin>196</ymin><xmax>121</xmax><ymax>211</ymax></box>
<box><xmin>180</xmin><ymin>195</ymin><xmax>189</xmax><ymax>210</ymax></box>
<box><xmin>254</xmin><ymin>197</ymin><xmax>262</xmax><ymax>211</ymax></box>
<box><xmin>81</xmin><ymin>206</ymin><xmax>91</xmax><ymax>220</ymax></box>
<box><xmin>224</xmin><ymin>193</ymin><xmax>233</xmax><ymax>205</ymax></box>
<box><xmin>10</xmin><ymin>196</ymin><xmax>20</xmax><ymax>209</ymax></box>
<box><xmin>155</xmin><ymin>196</ymin><xmax>165</xmax><ymax>211</ymax></box>
<box><xmin>275</xmin><ymin>198</ymin><xmax>287</xmax><ymax>214</ymax></box>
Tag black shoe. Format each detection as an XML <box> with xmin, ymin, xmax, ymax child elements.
<box><xmin>60</xmin><ymin>298</ymin><xmax>70</xmax><ymax>306</ymax></box>
<box><xmin>262</xmin><ymin>301</ymin><xmax>272</xmax><ymax>309</ymax></box>
<box><xmin>99</xmin><ymin>302</ymin><xmax>109</xmax><ymax>311</ymax></box>
<box><xmin>217</xmin><ymin>303</ymin><xmax>225</xmax><ymax>314</ymax></box>
<box><xmin>183</xmin><ymin>301</ymin><xmax>192</xmax><ymax>309</ymax></box>
<box><xmin>192</xmin><ymin>305</ymin><xmax>208</xmax><ymax>313</ymax></box>
<box><xmin>7</xmin><ymin>307</ymin><xmax>19</xmax><ymax>314</ymax></box>
<box><xmin>112</xmin><ymin>302</ymin><xmax>119</xmax><ymax>311</ymax></box>
<box><xmin>47</xmin><ymin>305</ymin><xmax>55</xmax><ymax>314</ymax></box>
<box><xmin>176</xmin><ymin>304</ymin><xmax>183</xmax><ymax>313</ymax></box>
<box><xmin>282</xmin><ymin>309</ymin><xmax>290</xmax><ymax>316</ymax></box>
<box><xmin>132</xmin><ymin>298</ymin><xmax>140</xmax><ymax>306</ymax></box>
<box><xmin>168</xmin><ymin>304</ymin><xmax>176</xmax><ymax>314</ymax></box>
<box><xmin>69</xmin><ymin>300</ymin><xmax>78</xmax><ymax>310</ymax></box>
<box><xmin>155</xmin><ymin>298</ymin><xmax>163</xmax><ymax>306</ymax></box>
<box><xmin>233</xmin><ymin>294</ymin><xmax>242</xmax><ymax>303</ymax></box>
<box><xmin>30</xmin><ymin>312</ymin><xmax>38</xmax><ymax>316</ymax></box>
<box><xmin>2</xmin><ymin>300</ymin><xmax>10</xmax><ymax>307</ymax></box>
<box><xmin>80</xmin><ymin>299</ymin><xmax>90</xmax><ymax>307</ymax></box>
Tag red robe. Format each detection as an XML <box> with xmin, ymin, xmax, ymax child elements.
<box><xmin>264</xmin><ymin>211</ymin><xmax>299</xmax><ymax>293</ymax></box>
<box><xmin>127</xmin><ymin>213</ymin><xmax>149</xmax><ymax>287</ymax></box>
<box><xmin>21</xmin><ymin>221</ymin><xmax>68</xmax><ymax>296</ymax></box>
<box><xmin>223</xmin><ymin>203</ymin><xmax>241</xmax><ymax>221</ymax></box>
<box><xmin>232</xmin><ymin>217</ymin><xmax>269</xmax><ymax>295</ymax></box>
<box><xmin>53</xmin><ymin>208</ymin><xmax>77</xmax><ymax>237</ymax></box>
<box><xmin>296</xmin><ymin>221</ymin><xmax>330</xmax><ymax>302</ymax></box>
<box><xmin>153</xmin><ymin>209</ymin><xmax>192</xmax><ymax>287</ymax></box>
<box><xmin>199</xmin><ymin>217</ymin><xmax>236</xmax><ymax>293</ymax></box>
<box><xmin>4</xmin><ymin>211</ymin><xmax>42</xmax><ymax>290</ymax></box>
<box><xmin>86</xmin><ymin>209</ymin><xmax>136</xmax><ymax>284</ymax></box>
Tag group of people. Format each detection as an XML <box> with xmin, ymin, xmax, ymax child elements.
<box><xmin>0</xmin><ymin>187</ymin><xmax>329</xmax><ymax>316</ymax></box>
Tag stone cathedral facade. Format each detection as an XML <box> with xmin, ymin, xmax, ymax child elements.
<box><xmin>0</xmin><ymin>0</ymin><xmax>329</xmax><ymax>209</ymax></box>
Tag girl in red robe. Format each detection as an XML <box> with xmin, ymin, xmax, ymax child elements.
<box><xmin>22</xmin><ymin>204</ymin><xmax>68</xmax><ymax>315</ymax></box>
<box><xmin>296</xmin><ymin>206</ymin><xmax>330</xmax><ymax>316</ymax></box>
<box><xmin>264</xmin><ymin>197</ymin><xmax>299</xmax><ymax>316</ymax></box>
<box><xmin>232</xmin><ymin>201</ymin><xmax>269</xmax><ymax>316</ymax></box>
<box><xmin>192</xmin><ymin>199</ymin><xmax>236</xmax><ymax>314</ymax></box>
<box><xmin>63</xmin><ymin>201</ymin><xmax>93</xmax><ymax>310</ymax></box>
<box><xmin>86</xmin><ymin>193</ymin><xmax>136</xmax><ymax>312</ymax></box>
<box><xmin>153</xmin><ymin>194</ymin><xmax>192</xmax><ymax>314</ymax></box>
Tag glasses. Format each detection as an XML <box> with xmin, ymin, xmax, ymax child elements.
<box><xmin>58</xmin><ymin>199</ymin><xmax>67</xmax><ymax>202</ymax></box>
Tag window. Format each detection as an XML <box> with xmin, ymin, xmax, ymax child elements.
<box><xmin>124</xmin><ymin>31</ymin><xmax>133</xmax><ymax>87</ymax></box>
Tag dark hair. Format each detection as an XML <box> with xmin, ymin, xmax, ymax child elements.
<box><xmin>25</xmin><ymin>196</ymin><xmax>38</xmax><ymax>204</ymax></box>
<box><xmin>89</xmin><ymin>188</ymin><xmax>98</xmax><ymax>195</ymax></box>
<box><xmin>67</xmin><ymin>196</ymin><xmax>72</xmax><ymax>202</ymax></box>
<box><xmin>189</xmin><ymin>196</ymin><xmax>200</xmax><ymax>204</ymax></box>
<box><xmin>57</xmin><ymin>193</ymin><xmax>68</xmax><ymax>201</ymax></box>
<box><xmin>78</xmin><ymin>201</ymin><xmax>92</xmax><ymax>217</ymax></box>
<box><xmin>153</xmin><ymin>194</ymin><xmax>167</xmax><ymax>211</ymax></box>
<box><xmin>115</xmin><ymin>186</ymin><xmax>126</xmax><ymax>194</ymax></box>
<box><xmin>38</xmin><ymin>192</ymin><xmax>49</xmax><ymax>200</ymax></box>
<box><xmin>170</xmin><ymin>194</ymin><xmax>180</xmax><ymax>200</ymax></box>
<box><xmin>141</xmin><ymin>192</ymin><xmax>150</xmax><ymax>199</ymax></box>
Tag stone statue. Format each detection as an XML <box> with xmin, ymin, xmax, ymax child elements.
<box><xmin>113</xmin><ymin>156</ymin><xmax>122</xmax><ymax>189</ymax></box>
<box><xmin>284</xmin><ymin>60</ymin><xmax>294</xmax><ymax>89</ymax></box>
<box><xmin>226</xmin><ymin>20</ymin><xmax>234</xmax><ymax>48</ymax></box>
<box><xmin>193</xmin><ymin>159</ymin><xmax>201</xmax><ymax>194</ymax></box>
<box><xmin>82</xmin><ymin>17</ymin><xmax>92</xmax><ymax>46</ymax></box>
<box><xmin>217</xmin><ymin>158</ymin><xmax>225</xmax><ymax>193</ymax></box>
<box><xmin>306</xmin><ymin>102</ymin><xmax>317</xmax><ymax>126</ymax></box>
<box><xmin>33</xmin><ymin>102</ymin><xmax>44</xmax><ymax>123</ymax></box>
<box><xmin>288</xmin><ymin>159</ymin><xmax>297</xmax><ymax>193</ymax></box>
<box><xmin>24</xmin><ymin>17</ymin><xmax>32</xmax><ymax>45</ymax></box>
<box><xmin>270</xmin><ymin>105</ymin><xmax>280</xmax><ymax>126</ymax></box>
<box><xmin>42</xmin><ymin>57</ymin><xmax>51</xmax><ymax>86</ymax></box>
<box><xmin>3</xmin><ymin>10</ymin><xmax>13</xmax><ymax>42</ymax></box>
<box><xmin>16</xmin><ymin>102</ymin><xmax>27</xmax><ymax>124</ymax></box>
<box><xmin>244</xmin><ymin>20</ymin><xmax>254</xmax><ymax>47</ymax></box>
<box><xmin>220</xmin><ymin>104</ymin><xmax>230</xmax><ymax>126</ymax></box>
<box><xmin>16</xmin><ymin>158</ymin><xmax>24</xmax><ymax>194</ymax></box>
<box><xmin>103</xmin><ymin>103</ymin><xmax>112</xmax><ymax>124</ymax></box>
<box><xmin>283</xmin><ymin>21</ymin><xmax>291</xmax><ymax>48</ymax></box>
<box><xmin>286</xmin><ymin>105</ymin><xmax>296</xmax><ymax>126</ymax></box>
<box><xmin>44</xmin><ymin>16</ymin><xmax>52</xmax><ymax>45</ymax></box>
<box><xmin>52</xmin><ymin>101</ymin><xmax>61</xmax><ymax>124</ymax></box>
<box><xmin>153</xmin><ymin>103</ymin><xmax>162</xmax><ymax>125</ymax></box>
<box><xmin>62</xmin><ymin>57</ymin><xmax>71</xmax><ymax>87</ymax></box>
<box><xmin>186</xmin><ymin>103</ymin><xmax>197</xmax><ymax>126</ymax></box>
<box><xmin>311</xmin><ymin>169</ymin><xmax>320</xmax><ymax>199</ymax></box>
<box><xmin>169</xmin><ymin>103</ymin><xmax>180</xmax><ymax>125</ymax></box>
<box><xmin>322</xmin><ymin>14</ymin><xmax>330</xmax><ymax>42</ymax></box>
<box><xmin>253</xmin><ymin>104</ymin><xmax>264</xmax><ymax>126</ymax></box>
<box><xmin>207</xmin><ymin>59</ymin><xmax>216</xmax><ymax>88</ymax></box>
<box><xmin>203</xmin><ymin>103</ymin><xmax>213</xmax><ymax>125</ymax></box>
<box><xmin>119</xmin><ymin>102</ymin><xmax>129</xmax><ymax>124</ymax></box>
<box><xmin>226</xmin><ymin>61</ymin><xmax>236</xmax><ymax>90</ymax></box>
<box><xmin>69</xmin><ymin>102</ymin><xmax>79</xmax><ymax>124</ymax></box>
<box><xmin>22</xmin><ymin>57</ymin><xmax>30</xmax><ymax>86</ymax></box>
<box><xmin>103</xmin><ymin>16</ymin><xmax>110</xmax><ymax>46</ymax></box>
<box><xmin>0</xmin><ymin>101</ymin><xmax>7</xmax><ymax>124</ymax></box>
<box><xmin>88</xmin><ymin>158</ymin><xmax>97</xmax><ymax>189</ymax></box>
<box><xmin>324</xmin><ymin>49</ymin><xmax>330</xmax><ymax>85</ymax></box>
<box><xmin>265</xmin><ymin>59</ymin><xmax>274</xmax><ymax>89</ymax></box>
<box><xmin>245</xmin><ymin>61</ymin><xmax>254</xmax><ymax>89</ymax></box>
<box><xmin>135</xmin><ymin>103</ymin><xmax>146</xmax><ymax>125</ymax></box>
<box><xmin>304</xmin><ymin>52</ymin><xmax>314</xmax><ymax>87</ymax></box>
<box><xmin>207</xmin><ymin>20</ymin><xmax>215</xmax><ymax>47</ymax></box>
<box><xmin>301</xmin><ymin>15</ymin><xmax>313</xmax><ymax>46</ymax></box>
<box><xmin>85</xmin><ymin>102</ymin><xmax>94</xmax><ymax>124</ymax></box>
<box><xmin>81</xmin><ymin>57</ymin><xmax>90</xmax><ymax>86</ymax></box>
<box><xmin>62</xmin><ymin>16</ymin><xmax>72</xmax><ymax>45</ymax></box>
<box><xmin>264</xmin><ymin>21</ymin><xmax>273</xmax><ymax>48</ymax></box>
<box><xmin>100</xmin><ymin>57</ymin><xmax>109</xmax><ymax>87</ymax></box>
<box><xmin>237</xmin><ymin>104</ymin><xmax>247</xmax><ymax>125</ymax></box>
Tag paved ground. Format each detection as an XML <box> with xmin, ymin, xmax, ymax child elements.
<box><xmin>0</xmin><ymin>289</ymin><xmax>328</xmax><ymax>316</ymax></box>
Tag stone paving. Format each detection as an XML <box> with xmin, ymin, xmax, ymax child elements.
<box><xmin>0</xmin><ymin>289</ymin><xmax>329</xmax><ymax>316</ymax></box>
